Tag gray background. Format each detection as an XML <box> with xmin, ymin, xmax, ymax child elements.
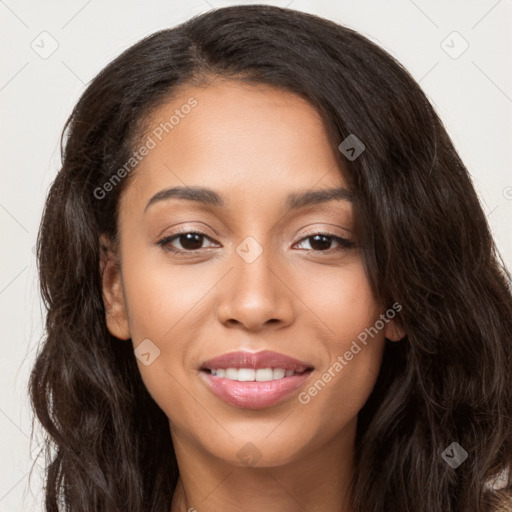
<box><xmin>1</xmin><ymin>1</ymin><xmax>511</xmax><ymax>510</ymax></box>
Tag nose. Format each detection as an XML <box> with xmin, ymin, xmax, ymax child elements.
<box><xmin>216</xmin><ymin>242</ymin><xmax>294</xmax><ymax>332</ymax></box>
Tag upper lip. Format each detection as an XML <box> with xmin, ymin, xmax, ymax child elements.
<box><xmin>200</xmin><ymin>350</ymin><xmax>314</xmax><ymax>372</ymax></box>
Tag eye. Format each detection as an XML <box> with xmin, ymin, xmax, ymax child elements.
<box><xmin>156</xmin><ymin>230</ymin><xmax>356</xmax><ymax>254</ymax></box>
<box><xmin>156</xmin><ymin>231</ymin><xmax>218</xmax><ymax>253</ymax></box>
<box><xmin>293</xmin><ymin>232</ymin><xmax>356</xmax><ymax>252</ymax></box>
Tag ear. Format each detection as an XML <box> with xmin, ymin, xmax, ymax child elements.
<box><xmin>99</xmin><ymin>234</ymin><xmax>131</xmax><ymax>340</ymax></box>
<box><xmin>384</xmin><ymin>319</ymin><xmax>406</xmax><ymax>342</ymax></box>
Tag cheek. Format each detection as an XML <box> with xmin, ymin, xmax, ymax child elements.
<box><xmin>296</xmin><ymin>258</ymin><xmax>381</xmax><ymax>342</ymax></box>
<box><xmin>295</xmin><ymin>261</ymin><xmax>385</xmax><ymax>419</ymax></box>
<box><xmin>120</xmin><ymin>244</ymin><xmax>212</xmax><ymax>343</ymax></box>
<box><xmin>116</xmin><ymin>243</ymin><xmax>198</xmax><ymax>403</ymax></box>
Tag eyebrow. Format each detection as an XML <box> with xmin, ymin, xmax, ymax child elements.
<box><xmin>144</xmin><ymin>185</ymin><xmax>353</xmax><ymax>213</ymax></box>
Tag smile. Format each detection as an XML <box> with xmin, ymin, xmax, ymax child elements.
<box><xmin>208</xmin><ymin>367</ymin><xmax>305</xmax><ymax>381</ymax></box>
<box><xmin>199</xmin><ymin>350</ymin><xmax>314</xmax><ymax>409</ymax></box>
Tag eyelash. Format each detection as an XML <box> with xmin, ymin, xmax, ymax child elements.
<box><xmin>156</xmin><ymin>229</ymin><xmax>356</xmax><ymax>255</ymax></box>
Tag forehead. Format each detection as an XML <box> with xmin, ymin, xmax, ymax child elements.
<box><xmin>121</xmin><ymin>79</ymin><xmax>350</xmax><ymax>212</ymax></box>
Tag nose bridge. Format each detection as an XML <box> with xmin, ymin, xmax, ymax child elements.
<box><xmin>233</xmin><ymin>234</ymin><xmax>279</xmax><ymax>301</ymax></box>
<box><xmin>217</xmin><ymin>234</ymin><xmax>292</xmax><ymax>329</ymax></box>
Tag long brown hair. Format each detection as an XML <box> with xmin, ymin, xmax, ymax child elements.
<box><xmin>29</xmin><ymin>5</ymin><xmax>512</xmax><ymax>511</ymax></box>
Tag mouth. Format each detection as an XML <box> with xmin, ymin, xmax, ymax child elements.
<box><xmin>200</xmin><ymin>367</ymin><xmax>312</xmax><ymax>381</ymax></box>
<box><xmin>199</xmin><ymin>350</ymin><xmax>314</xmax><ymax>409</ymax></box>
<box><xmin>200</xmin><ymin>349</ymin><xmax>314</xmax><ymax>373</ymax></box>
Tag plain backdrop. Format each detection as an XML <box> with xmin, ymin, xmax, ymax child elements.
<box><xmin>0</xmin><ymin>1</ymin><xmax>511</xmax><ymax>510</ymax></box>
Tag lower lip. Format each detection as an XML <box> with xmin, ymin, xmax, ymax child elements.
<box><xmin>200</xmin><ymin>370</ymin><xmax>313</xmax><ymax>409</ymax></box>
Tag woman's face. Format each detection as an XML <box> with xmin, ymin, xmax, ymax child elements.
<box><xmin>101</xmin><ymin>78</ymin><xmax>402</xmax><ymax>468</ymax></box>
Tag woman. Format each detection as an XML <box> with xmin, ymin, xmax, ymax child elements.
<box><xmin>29</xmin><ymin>5</ymin><xmax>512</xmax><ymax>511</ymax></box>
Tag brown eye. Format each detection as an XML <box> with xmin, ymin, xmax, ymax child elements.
<box><xmin>294</xmin><ymin>232</ymin><xmax>356</xmax><ymax>252</ymax></box>
<box><xmin>157</xmin><ymin>231</ymin><xmax>218</xmax><ymax>252</ymax></box>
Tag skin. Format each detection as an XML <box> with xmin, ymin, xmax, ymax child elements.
<box><xmin>100</xmin><ymin>79</ymin><xmax>405</xmax><ymax>512</ymax></box>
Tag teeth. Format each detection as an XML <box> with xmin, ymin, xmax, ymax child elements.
<box><xmin>225</xmin><ymin>368</ymin><xmax>238</xmax><ymax>380</ymax></box>
<box><xmin>209</xmin><ymin>367</ymin><xmax>300</xmax><ymax>381</ymax></box>
<box><xmin>273</xmin><ymin>368</ymin><xmax>285</xmax><ymax>380</ymax></box>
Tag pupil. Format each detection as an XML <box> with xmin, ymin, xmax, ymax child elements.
<box><xmin>310</xmin><ymin>235</ymin><xmax>331</xmax><ymax>251</ymax></box>
<box><xmin>181</xmin><ymin>233</ymin><xmax>203</xmax><ymax>250</ymax></box>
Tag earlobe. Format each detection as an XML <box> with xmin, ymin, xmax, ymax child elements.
<box><xmin>384</xmin><ymin>319</ymin><xmax>406</xmax><ymax>342</ymax></box>
<box><xmin>99</xmin><ymin>234</ymin><xmax>131</xmax><ymax>340</ymax></box>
